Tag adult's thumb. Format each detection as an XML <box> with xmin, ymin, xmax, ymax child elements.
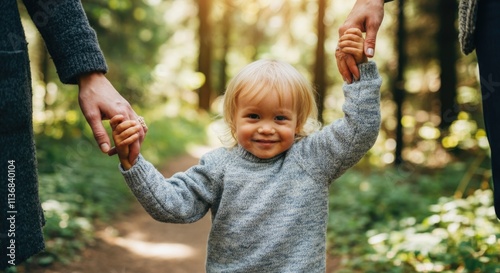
<box><xmin>364</xmin><ymin>25</ymin><xmax>380</xmax><ymax>58</ymax></box>
<box><xmin>88</xmin><ymin>119</ymin><xmax>111</xmax><ymax>153</ymax></box>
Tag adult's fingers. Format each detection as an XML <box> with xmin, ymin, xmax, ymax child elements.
<box><xmin>364</xmin><ymin>27</ymin><xmax>379</xmax><ymax>58</ymax></box>
<box><xmin>363</xmin><ymin>8</ymin><xmax>384</xmax><ymax>57</ymax></box>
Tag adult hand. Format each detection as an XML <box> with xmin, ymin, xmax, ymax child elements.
<box><xmin>78</xmin><ymin>72</ymin><xmax>146</xmax><ymax>163</ymax></box>
<box><xmin>337</xmin><ymin>0</ymin><xmax>385</xmax><ymax>83</ymax></box>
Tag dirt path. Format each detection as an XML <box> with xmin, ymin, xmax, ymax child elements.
<box><xmin>26</xmin><ymin>153</ymin><xmax>340</xmax><ymax>273</ymax></box>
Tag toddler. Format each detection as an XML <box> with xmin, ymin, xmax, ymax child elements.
<box><xmin>111</xmin><ymin>28</ymin><xmax>381</xmax><ymax>272</ymax></box>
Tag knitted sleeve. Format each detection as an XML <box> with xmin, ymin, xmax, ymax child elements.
<box><xmin>294</xmin><ymin>61</ymin><xmax>381</xmax><ymax>183</ymax></box>
<box><xmin>120</xmin><ymin>151</ymin><xmax>224</xmax><ymax>224</ymax></box>
<box><xmin>22</xmin><ymin>0</ymin><xmax>107</xmax><ymax>84</ymax></box>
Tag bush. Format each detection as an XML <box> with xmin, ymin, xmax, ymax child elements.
<box><xmin>327</xmin><ymin>167</ymin><xmax>448</xmax><ymax>257</ymax></box>
<box><xmin>35</xmin><ymin>136</ymin><xmax>135</xmax><ymax>264</ymax></box>
<box><xmin>367</xmin><ymin>189</ymin><xmax>500</xmax><ymax>272</ymax></box>
<box><xmin>327</xmin><ymin>165</ymin><xmax>499</xmax><ymax>273</ymax></box>
<box><xmin>140</xmin><ymin>115</ymin><xmax>209</xmax><ymax>165</ymax></box>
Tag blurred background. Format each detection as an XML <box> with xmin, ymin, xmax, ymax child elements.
<box><xmin>15</xmin><ymin>0</ymin><xmax>500</xmax><ymax>272</ymax></box>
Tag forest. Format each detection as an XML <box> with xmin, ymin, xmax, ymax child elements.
<box><xmin>12</xmin><ymin>0</ymin><xmax>500</xmax><ymax>272</ymax></box>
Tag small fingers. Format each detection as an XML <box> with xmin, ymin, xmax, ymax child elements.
<box><xmin>335</xmin><ymin>51</ymin><xmax>354</xmax><ymax>83</ymax></box>
<box><xmin>343</xmin><ymin>28</ymin><xmax>363</xmax><ymax>37</ymax></box>
<box><xmin>338</xmin><ymin>40</ymin><xmax>364</xmax><ymax>52</ymax></box>
<box><xmin>121</xmin><ymin>106</ymin><xmax>147</xmax><ymax>143</ymax></box>
<box><xmin>116</xmin><ymin>123</ymin><xmax>140</xmax><ymax>140</ymax></box>
<box><xmin>338</xmin><ymin>29</ymin><xmax>366</xmax><ymax>67</ymax></box>
<box><xmin>110</xmin><ymin>115</ymin><xmax>125</xmax><ymax>130</ymax></box>
<box><xmin>345</xmin><ymin>56</ymin><xmax>359</xmax><ymax>82</ymax></box>
<box><xmin>128</xmin><ymin>141</ymin><xmax>141</xmax><ymax>165</ymax></box>
<box><xmin>339</xmin><ymin>34</ymin><xmax>364</xmax><ymax>46</ymax></box>
<box><xmin>341</xmin><ymin>47</ymin><xmax>364</xmax><ymax>59</ymax></box>
<box><xmin>117</xmin><ymin>131</ymin><xmax>140</xmax><ymax>147</ymax></box>
<box><xmin>114</xmin><ymin>120</ymin><xmax>138</xmax><ymax>134</ymax></box>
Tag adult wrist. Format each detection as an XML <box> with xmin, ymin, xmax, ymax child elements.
<box><xmin>78</xmin><ymin>71</ymin><xmax>106</xmax><ymax>85</ymax></box>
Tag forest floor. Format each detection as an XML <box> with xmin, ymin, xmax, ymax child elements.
<box><xmin>25</xmin><ymin>152</ymin><xmax>340</xmax><ymax>273</ymax></box>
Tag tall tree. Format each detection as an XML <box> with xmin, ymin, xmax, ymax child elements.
<box><xmin>198</xmin><ymin>0</ymin><xmax>213</xmax><ymax>111</ymax></box>
<box><xmin>83</xmin><ymin>0</ymin><xmax>168</xmax><ymax>106</ymax></box>
<box><xmin>217</xmin><ymin>0</ymin><xmax>232</xmax><ymax>96</ymax></box>
<box><xmin>394</xmin><ymin>0</ymin><xmax>407</xmax><ymax>165</ymax></box>
<box><xmin>438</xmin><ymin>0</ymin><xmax>458</xmax><ymax>128</ymax></box>
<box><xmin>313</xmin><ymin>0</ymin><xmax>327</xmax><ymax>122</ymax></box>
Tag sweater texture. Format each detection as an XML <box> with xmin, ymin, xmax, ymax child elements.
<box><xmin>121</xmin><ymin>62</ymin><xmax>381</xmax><ymax>272</ymax></box>
<box><xmin>458</xmin><ymin>0</ymin><xmax>479</xmax><ymax>54</ymax></box>
<box><xmin>0</xmin><ymin>0</ymin><xmax>107</xmax><ymax>268</ymax></box>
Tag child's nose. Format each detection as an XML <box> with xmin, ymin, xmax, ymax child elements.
<box><xmin>257</xmin><ymin>124</ymin><xmax>276</xmax><ymax>135</ymax></box>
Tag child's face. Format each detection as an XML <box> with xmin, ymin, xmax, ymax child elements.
<box><xmin>234</xmin><ymin>89</ymin><xmax>298</xmax><ymax>159</ymax></box>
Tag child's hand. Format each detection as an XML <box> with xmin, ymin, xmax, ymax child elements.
<box><xmin>336</xmin><ymin>28</ymin><xmax>368</xmax><ymax>69</ymax></box>
<box><xmin>110</xmin><ymin>115</ymin><xmax>142</xmax><ymax>170</ymax></box>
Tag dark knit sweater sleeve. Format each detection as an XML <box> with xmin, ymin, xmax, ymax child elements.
<box><xmin>22</xmin><ymin>0</ymin><xmax>108</xmax><ymax>84</ymax></box>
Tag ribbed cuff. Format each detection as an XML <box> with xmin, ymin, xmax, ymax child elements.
<box><xmin>56</xmin><ymin>52</ymin><xmax>108</xmax><ymax>84</ymax></box>
<box><xmin>358</xmin><ymin>61</ymin><xmax>380</xmax><ymax>81</ymax></box>
<box><xmin>119</xmin><ymin>154</ymin><xmax>145</xmax><ymax>174</ymax></box>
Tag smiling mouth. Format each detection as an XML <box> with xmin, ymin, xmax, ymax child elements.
<box><xmin>254</xmin><ymin>139</ymin><xmax>278</xmax><ymax>144</ymax></box>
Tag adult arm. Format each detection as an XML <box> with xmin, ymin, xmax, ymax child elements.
<box><xmin>22</xmin><ymin>0</ymin><xmax>144</xmax><ymax>160</ymax></box>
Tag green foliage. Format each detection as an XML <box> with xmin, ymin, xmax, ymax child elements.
<box><xmin>328</xmin><ymin>166</ymin><xmax>499</xmax><ymax>272</ymax></box>
<box><xmin>328</xmin><ymin>167</ymin><xmax>448</xmax><ymax>257</ymax></box>
<box><xmin>35</xmin><ymin>135</ymin><xmax>134</xmax><ymax>264</ymax></box>
<box><xmin>367</xmin><ymin>190</ymin><xmax>500</xmax><ymax>272</ymax></box>
<box><xmin>141</xmin><ymin>115</ymin><xmax>209</xmax><ymax>165</ymax></box>
<box><xmin>83</xmin><ymin>0</ymin><xmax>170</xmax><ymax>105</ymax></box>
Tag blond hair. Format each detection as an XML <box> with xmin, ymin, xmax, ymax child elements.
<box><xmin>219</xmin><ymin>59</ymin><xmax>321</xmax><ymax>147</ymax></box>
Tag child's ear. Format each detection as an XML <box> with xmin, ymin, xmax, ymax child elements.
<box><xmin>295</xmin><ymin>123</ymin><xmax>302</xmax><ymax>134</ymax></box>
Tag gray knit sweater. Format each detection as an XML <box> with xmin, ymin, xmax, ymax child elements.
<box><xmin>121</xmin><ymin>62</ymin><xmax>381</xmax><ymax>272</ymax></box>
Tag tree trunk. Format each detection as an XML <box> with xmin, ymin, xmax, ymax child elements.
<box><xmin>394</xmin><ymin>0</ymin><xmax>407</xmax><ymax>165</ymax></box>
<box><xmin>217</xmin><ymin>0</ymin><xmax>232</xmax><ymax>96</ymax></box>
<box><xmin>438</xmin><ymin>0</ymin><xmax>458</xmax><ymax>129</ymax></box>
<box><xmin>197</xmin><ymin>0</ymin><xmax>213</xmax><ymax>111</ymax></box>
<box><xmin>313</xmin><ymin>0</ymin><xmax>327</xmax><ymax>122</ymax></box>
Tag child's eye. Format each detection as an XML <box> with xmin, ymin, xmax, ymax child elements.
<box><xmin>248</xmin><ymin>114</ymin><xmax>260</xmax><ymax>119</ymax></box>
<box><xmin>275</xmin><ymin>115</ymin><xmax>288</xmax><ymax>121</ymax></box>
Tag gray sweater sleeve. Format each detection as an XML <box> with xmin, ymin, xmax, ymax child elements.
<box><xmin>120</xmin><ymin>153</ymin><xmax>221</xmax><ymax>224</ymax></box>
<box><xmin>23</xmin><ymin>0</ymin><xmax>108</xmax><ymax>84</ymax></box>
<box><xmin>295</xmin><ymin>61</ymin><xmax>381</xmax><ymax>182</ymax></box>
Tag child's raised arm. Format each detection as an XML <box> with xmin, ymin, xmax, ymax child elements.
<box><xmin>110</xmin><ymin>115</ymin><xmax>142</xmax><ymax>170</ymax></box>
